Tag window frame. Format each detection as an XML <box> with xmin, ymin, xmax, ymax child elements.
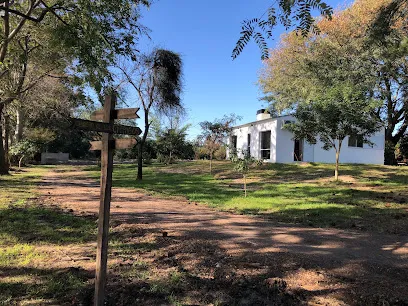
<box><xmin>348</xmin><ymin>135</ymin><xmax>364</xmax><ymax>148</ymax></box>
<box><xmin>230</xmin><ymin>135</ymin><xmax>238</xmax><ymax>155</ymax></box>
<box><xmin>247</xmin><ymin>133</ymin><xmax>251</xmax><ymax>155</ymax></box>
<box><xmin>260</xmin><ymin>130</ymin><xmax>271</xmax><ymax>160</ymax></box>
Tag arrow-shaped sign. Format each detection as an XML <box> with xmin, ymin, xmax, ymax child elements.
<box><xmin>90</xmin><ymin>138</ymin><xmax>137</xmax><ymax>151</ymax></box>
<box><xmin>91</xmin><ymin>108</ymin><xmax>140</xmax><ymax>121</ymax></box>
<box><xmin>71</xmin><ymin>118</ymin><xmax>142</xmax><ymax>136</ymax></box>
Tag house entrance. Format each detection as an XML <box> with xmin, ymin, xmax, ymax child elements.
<box><xmin>294</xmin><ymin>139</ymin><xmax>303</xmax><ymax>161</ymax></box>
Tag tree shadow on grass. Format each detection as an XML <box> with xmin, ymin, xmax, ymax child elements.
<box><xmin>0</xmin><ymin>204</ymin><xmax>96</xmax><ymax>245</ymax></box>
<box><xmin>0</xmin><ymin>266</ymin><xmax>94</xmax><ymax>305</ymax></box>
<box><xmin>257</xmin><ymin>206</ymin><xmax>408</xmax><ymax>234</ymax></box>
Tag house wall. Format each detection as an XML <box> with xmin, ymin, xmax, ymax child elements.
<box><xmin>303</xmin><ymin>143</ymin><xmax>315</xmax><ymax>162</ymax></box>
<box><xmin>229</xmin><ymin>119</ymin><xmax>278</xmax><ymax>162</ymax></box>
<box><xmin>229</xmin><ymin>116</ymin><xmax>385</xmax><ymax>165</ymax></box>
<box><xmin>275</xmin><ymin>116</ymin><xmax>296</xmax><ymax>163</ymax></box>
<box><xmin>312</xmin><ymin>129</ymin><xmax>385</xmax><ymax>165</ymax></box>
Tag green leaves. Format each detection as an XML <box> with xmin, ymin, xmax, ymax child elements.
<box><xmin>232</xmin><ymin>0</ymin><xmax>333</xmax><ymax>60</ymax></box>
<box><xmin>199</xmin><ymin>114</ymin><xmax>241</xmax><ymax>150</ymax></box>
<box><xmin>230</xmin><ymin>150</ymin><xmax>260</xmax><ymax>174</ymax></box>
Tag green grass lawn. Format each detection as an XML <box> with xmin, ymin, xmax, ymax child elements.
<box><xmin>86</xmin><ymin>160</ymin><xmax>408</xmax><ymax>234</ymax></box>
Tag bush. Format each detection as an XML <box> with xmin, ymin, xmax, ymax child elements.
<box><xmin>142</xmin><ymin>152</ymin><xmax>152</xmax><ymax>165</ymax></box>
<box><xmin>214</xmin><ymin>146</ymin><xmax>227</xmax><ymax>160</ymax></box>
<box><xmin>194</xmin><ymin>146</ymin><xmax>209</xmax><ymax>160</ymax></box>
<box><xmin>157</xmin><ymin>153</ymin><xmax>175</xmax><ymax>165</ymax></box>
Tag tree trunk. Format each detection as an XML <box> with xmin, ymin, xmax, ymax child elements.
<box><xmin>243</xmin><ymin>174</ymin><xmax>247</xmax><ymax>197</ymax></box>
<box><xmin>209</xmin><ymin>152</ymin><xmax>213</xmax><ymax>174</ymax></box>
<box><xmin>0</xmin><ymin>104</ymin><xmax>9</xmax><ymax>175</ymax></box>
<box><xmin>384</xmin><ymin>140</ymin><xmax>397</xmax><ymax>165</ymax></box>
<box><xmin>334</xmin><ymin>140</ymin><xmax>342</xmax><ymax>181</ymax></box>
<box><xmin>19</xmin><ymin>155</ymin><xmax>24</xmax><ymax>169</ymax></box>
<box><xmin>15</xmin><ymin>105</ymin><xmax>24</xmax><ymax>142</ymax></box>
<box><xmin>335</xmin><ymin>150</ymin><xmax>339</xmax><ymax>181</ymax></box>
<box><xmin>4</xmin><ymin>114</ymin><xmax>9</xmax><ymax>169</ymax></box>
<box><xmin>136</xmin><ymin>108</ymin><xmax>150</xmax><ymax>181</ymax></box>
<box><xmin>137</xmin><ymin>142</ymin><xmax>143</xmax><ymax>180</ymax></box>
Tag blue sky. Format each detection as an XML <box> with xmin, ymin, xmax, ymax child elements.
<box><xmin>130</xmin><ymin>0</ymin><xmax>344</xmax><ymax>139</ymax></box>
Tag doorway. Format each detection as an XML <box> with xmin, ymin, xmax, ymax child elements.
<box><xmin>294</xmin><ymin>139</ymin><xmax>303</xmax><ymax>161</ymax></box>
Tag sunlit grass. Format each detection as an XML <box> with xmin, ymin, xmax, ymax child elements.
<box><xmin>85</xmin><ymin>160</ymin><xmax>408</xmax><ymax>233</ymax></box>
<box><xmin>0</xmin><ymin>167</ymin><xmax>95</xmax><ymax>304</ymax></box>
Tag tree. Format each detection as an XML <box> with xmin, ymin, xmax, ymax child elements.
<box><xmin>9</xmin><ymin>140</ymin><xmax>36</xmax><ymax>169</ymax></box>
<box><xmin>0</xmin><ymin>0</ymin><xmax>151</xmax><ymax>174</ymax></box>
<box><xmin>286</xmin><ymin>85</ymin><xmax>382</xmax><ymax>180</ymax></box>
<box><xmin>119</xmin><ymin>49</ymin><xmax>184</xmax><ymax>180</ymax></box>
<box><xmin>232</xmin><ymin>0</ymin><xmax>333</xmax><ymax>59</ymax></box>
<box><xmin>10</xmin><ymin>127</ymin><xmax>55</xmax><ymax>168</ymax></box>
<box><xmin>396</xmin><ymin>134</ymin><xmax>408</xmax><ymax>161</ymax></box>
<box><xmin>156</xmin><ymin>125</ymin><xmax>191</xmax><ymax>164</ymax></box>
<box><xmin>199</xmin><ymin>114</ymin><xmax>240</xmax><ymax>173</ymax></box>
<box><xmin>366</xmin><ymin>0</ymin><xmax>408</xmax><ymax>164</ymax></box>
<box><xmin>231</xmin><ymin>150</ymin><xmax>261</xmax><ymax>197</ymax></box>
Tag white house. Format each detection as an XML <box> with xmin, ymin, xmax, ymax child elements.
<box><xmin>227</xmin><ymin>109</ymin><xmax>385</xmax><ymax>165</ymax></box>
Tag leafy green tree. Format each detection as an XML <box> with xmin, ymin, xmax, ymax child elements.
<box><xmin>10</xmin><ymin>127</ymin><xmax>55</xmax><ymax>168</ymax></box>
<box><xmin>397</xmin><ymin>135</ymin><xmax>408</xmax><ymax>160</ymax></box>
<box><xmin>199</xmin><ymin>114</ymin><xmax>240</xmax><ymax>173</ymax></box>
<box><xmin>0</xmin><ymin>0</ymin><xmax>150</xmax><ymax>174</ymax></box>
<box><xmin>286</xmin><ymin>86</ymin><xmax>382</xmax><ymax>181</ymax></box>
<box><xmin>367</xmin><ymin>0</ymin><xmax>408</xmax><ymax>164</ymax></box>
<box><xmin>119</xmin><ymin>49</ymin><xmax>184</xmax><ymax>180</ymax></box>
<box><xmin>9</xmin><ymin>140</ymin><xmax>36</xmax><ymax>169</ymax></box>
<box><xmin>231</xmin><ymin>150</ymin><xmax>261</xmax><ymax>197</ymax></box>
<box><xmin>156</xmin><ymin>125</ymin><xmax>191</xmax><ymax>163</ymax></box>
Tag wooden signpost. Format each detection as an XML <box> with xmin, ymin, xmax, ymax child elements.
<box><xmin>71</xmin><ymin>94</ymin><xmax>140</xmax><ymax>306</ymax></box>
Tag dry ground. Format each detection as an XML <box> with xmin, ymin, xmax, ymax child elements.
<box><xmin>34</xmin><ymin>167</ymin><xmax>408</xmax><ymax>305</ymax></box>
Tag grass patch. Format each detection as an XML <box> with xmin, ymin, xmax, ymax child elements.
<box><xmin>0</xmin><ymin>167</ymin><xmax>96</xmax><ymax>304</ymax></box>
<box><xmin>85</xmin><ymin>160</ymin><xmax>408</xmax><ymax>233</ymax></box>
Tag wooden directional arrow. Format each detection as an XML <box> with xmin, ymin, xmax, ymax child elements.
<box><xmin>71</xmin><ymin>118</ymin><xmax>142</xmax><ymax>136</ymax></box>
<box><xmin>90</xmin><ymin>138</ymin><xmax>137</xmax><ymax>151</ymax></box>
<box><xmin>91</xmin><ymin>108</ymin><xmax>140</xmax><ymax>121</ymax></box>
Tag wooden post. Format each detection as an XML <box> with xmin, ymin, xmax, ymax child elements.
<box><xmin>70</xmin><ymin>94</ymin><xmax>140</xmax><ymax>305</ymax></box>
<box><xmin>94</xmin><ymin>95</ymin><xmax>115</xmax><ymax>306</ymax></box>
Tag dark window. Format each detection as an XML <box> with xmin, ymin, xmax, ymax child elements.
<box><xmin>348</xmin><ymin>135</ymin><xmax>364</xmax><ymax>148</ymax></box>
<box><xmin>260</xmin><ymin>131</ymin><xmax>271</xmax><ymax>159</ymax></box>
<box><xmin>230</xmin><ymin>135</ymin><xmax>237</xmax><ymax>156</ymax></box>
<box><xmin>247</xmin><ymin>134</ymin><xmax>251</xmax><ymax>155</ymax></box>
<box><xmin>294</xmin><ymin>139</ymin><xmax>303</xmax><ymax>161</ymax></box>
<box><xmin>231</xmin><ymin>135</ymin><xmax>237</xmax><ymax>149</ymax></box>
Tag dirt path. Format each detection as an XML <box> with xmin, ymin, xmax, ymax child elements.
<box><xmin>39</xmin><ymin>168</ymin><xmax>408</xmax><ymax>305</ymax></box>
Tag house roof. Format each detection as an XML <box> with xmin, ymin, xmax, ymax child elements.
<box><xmin>232</xmin><ymin>114</ymin><xmax>293</xmax><ymax>129</ymax></box>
